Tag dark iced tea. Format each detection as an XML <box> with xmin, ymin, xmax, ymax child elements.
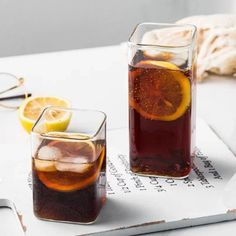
<box><xmin>32</xmin><ymin>136</ymin><xmax>106</xmax><ymax>223</ymax></box>
<box><xmin>128</xmin><ymin>23</ymin><xmax>196</xmax><ymax>178</ymax></box>
<box><xmin>129</xmin><ymin>58</ymin><xmax>194</xmax><ymax>178</ymax></box>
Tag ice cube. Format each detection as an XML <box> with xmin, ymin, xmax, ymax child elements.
<box><xmin>34</xmin><ymin>159</ymin><xmax>56</xmax><ymax>172</ymax></box>
<box><xmin>38</xmin><ymin>146</ymin><xmax>62</xmax><ymax>160</ymax></box>
<box><xmin>55</xmin><ymin>156</ymin><xmax>92</xmax><ymax>173</ymax></box>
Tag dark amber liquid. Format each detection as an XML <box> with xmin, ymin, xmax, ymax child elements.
<box><xmin>129</xmin><ymin>63</ymin><xmax>193</xmax><ymax>178</ymax></box>
<box><xmin>32</xmin><ymin>140</ymin><xmax>106</xmax><ymax>223</ymax></box>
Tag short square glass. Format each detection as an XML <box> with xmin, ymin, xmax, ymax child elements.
<box><xmin>31</xmin><ymin>107</ymin><xmax>106</xmax><ymax>224</ymax></box>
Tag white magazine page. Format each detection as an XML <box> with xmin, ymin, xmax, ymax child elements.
<box><xmin>0</xmin><ymin>118</ymin><xmax>236</xmax><ymax>236</ymax></box>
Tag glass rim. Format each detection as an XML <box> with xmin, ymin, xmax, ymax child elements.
<box><xmin>128</xmin><ymin>22</ymin><xmax>197</xmax><ymax>49</ymax></box>
<box><xmin>31</xmin><ymin>106</ymin><xmax>107</xmax><ymax>140</ymax></box>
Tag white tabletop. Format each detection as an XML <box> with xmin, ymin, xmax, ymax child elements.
<box><xmin>0</xmin><ymin>44</ymin><xmax>236</xmax><ymax>235</ymax></box>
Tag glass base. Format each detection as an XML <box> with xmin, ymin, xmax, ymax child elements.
<box><xmin>35</xmin><ymin>214</ymin><xmax>99</xmax><ymax>225</ymax></box>
<box><xmin>130</xmin><ymin>168</ymin><xmax>191</xmax><ymax>179</ymax></box>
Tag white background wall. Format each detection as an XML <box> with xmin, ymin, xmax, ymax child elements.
<box><xmin>0</xmin><ymin>0</ymin><xmax>235</xmax><ymax>57</ymax></box>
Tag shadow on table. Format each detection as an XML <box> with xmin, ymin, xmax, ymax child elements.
<box><xmin>96</xmin><ymin>197</ymin><xmax>143</xmax><ymax>224</ymax></box>
<box><xmin>189</xmin><ymin>153</ymin><xmax>236</xmax><ymax>184</ymax></box>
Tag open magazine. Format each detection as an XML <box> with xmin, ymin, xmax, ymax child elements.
<box><xmin>1</xmin><ymin>119</ymin><xmax>236</xmax><ymax>235</ymax></box>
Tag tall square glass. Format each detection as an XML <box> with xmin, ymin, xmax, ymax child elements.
<box><xmin>128</xmin><ymin>23</ymin><xmax>197</xmax><ymax>178</ymax></box>
<box><xmin>31</xmin><ymin>107</ymin><xmax>106</xmax><ymax>224</ymax></box>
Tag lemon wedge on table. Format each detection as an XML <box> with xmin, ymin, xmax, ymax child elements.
<box><xmin>19</xmin><ymin>96</ymin><xmax>71</xmax><ymax>133</ymax></box>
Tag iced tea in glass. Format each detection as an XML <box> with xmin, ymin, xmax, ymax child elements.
<box><xmin>31</xmin><ymin>108</ymin><xmax>106</xmax><ymax>224</ymax></box>
<box><xmin>128</xmin><ymin>23</ymin><xmax>196</xmax><ymax>178</ymax></box>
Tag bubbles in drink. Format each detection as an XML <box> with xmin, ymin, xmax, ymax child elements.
<box><xmin>129</xmin><ymin>56</ymin><xmax>193</xmax><ymax>178</ymax></box>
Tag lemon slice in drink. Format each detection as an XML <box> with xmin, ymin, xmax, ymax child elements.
<box><xmin>129</xmin><ymin>60</ymin><xmax>190</xmax><ymax>121</ymax></box>
<box><xmin>19</xmin><ymin>96</ymin><xmax>71</xmax><ymax>133</ymax></box>
<box><xmin>137</xmin><ymin>60</ymin><xmax>179</xmax><ymax>70</ymax></box>
<box><xmin>37</xmin><ymin>138</ymin><xmax>105</xmax><ymax>192</ymax></box>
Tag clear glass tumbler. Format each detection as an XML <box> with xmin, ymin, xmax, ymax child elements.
<box><xmin>31</xmin><ymin>107</ymin><xmax>106</xmax><ymax>224</ymax></box>
<box><xmin>128</xmin><ymin>23</ymin><xmax>197</xmax><ymax>178</ymax></box>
